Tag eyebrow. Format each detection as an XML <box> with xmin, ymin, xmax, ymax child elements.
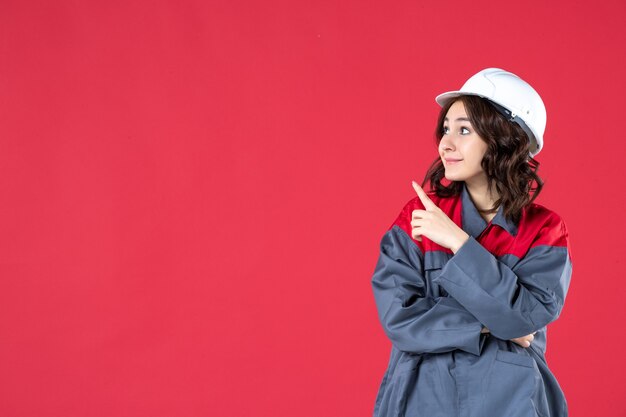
<box><xmin>444</xmin><ymin>117</ymin><xmax>470</xmax><ymax>122</ymax></box>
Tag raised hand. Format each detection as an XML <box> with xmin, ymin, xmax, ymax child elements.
<box><xmin>410</xmin><ymin>181</ymin><xmax>470</xmax><ymax>253</ymax></box>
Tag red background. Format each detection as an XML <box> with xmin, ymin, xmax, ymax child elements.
<box><xmin>1</xmin><ymin>1</ymin><xmax>624</xmax><ymax>416</ymax></box>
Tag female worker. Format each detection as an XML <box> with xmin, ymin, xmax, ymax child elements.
<box><xmin>370</xmin><ymin>68</ymin><xmax>573</xmax><ymax>417</ymax></box>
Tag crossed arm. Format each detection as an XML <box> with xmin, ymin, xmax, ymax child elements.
<box><xmin>372</xmin><ymin>183</ymin><xmax>572</xmax><ymax>355</ymax></box>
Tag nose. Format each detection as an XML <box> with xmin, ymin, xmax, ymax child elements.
<box><xmin>439</xmin><ymin>134</ymin><xmax>455</xmax><ymax>152</ymax></box>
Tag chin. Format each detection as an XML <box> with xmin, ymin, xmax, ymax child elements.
<box><xmin>444</xmin><ymin>172</ymin><xmax>464</xmax><ymax>181</ymax></box>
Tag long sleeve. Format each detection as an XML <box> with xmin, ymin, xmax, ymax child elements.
<box><xmin>433</xmin><ymin>215</ymin><xmax>573</xmax><ymax>340</ymax></box>
<box><xmin>371</xmin><ymin>225</ymin><xmax>485</xmax><ymax>355</ymax></box>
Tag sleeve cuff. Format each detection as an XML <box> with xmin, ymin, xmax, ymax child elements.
<box><xmin>432</xmin><ymin>236</ymin><xmax>497</xmax><ymax>287</ymax></box>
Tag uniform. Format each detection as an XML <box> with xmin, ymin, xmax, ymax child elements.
<box><xmin>371</xmin><ymin>182</ymin><xmax>573</xmax><ymax>417</ymax></box>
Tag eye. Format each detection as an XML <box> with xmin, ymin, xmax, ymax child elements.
<box><xmin>442</xmin><ymin>126</ymin><xmax>450</xmax><ymax>135</ymax></box>
<box><xmin>460</xmin><ymin>127</ymin><xmax>471</xmax><ymax>135</ymax></box>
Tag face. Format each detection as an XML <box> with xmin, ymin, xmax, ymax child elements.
<box><xmin>439</xmin><ymin>100</ymin><xmax>489</xmax><ymax>187</ymax></box>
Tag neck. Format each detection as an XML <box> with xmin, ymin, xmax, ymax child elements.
<box><xmin>465</xmin><ymin>180</ymin><xmax>499</xmax><ymax>213</ymax></box>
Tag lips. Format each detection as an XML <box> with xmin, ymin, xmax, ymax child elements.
<box><xmin>445</xmin><ymin>158</ymin><xmax>463</xmax><ymax>163</ymax></box>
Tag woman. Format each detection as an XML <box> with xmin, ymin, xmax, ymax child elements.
<box><xmin>371</xmin><ymin>68</ymin><xmax>573</xmax><ymax>417</ymax></box>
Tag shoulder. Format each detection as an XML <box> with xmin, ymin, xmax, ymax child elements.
<box><xmin>521</xmin><ymin>202</ymin><xmax>570</xmax><ymax>248</ymax></box>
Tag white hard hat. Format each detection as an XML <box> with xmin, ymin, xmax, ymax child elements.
<box><xmin>435</xmin><ymin>68</ymin><xmax>547</xmax><ymax>157</ymax></box>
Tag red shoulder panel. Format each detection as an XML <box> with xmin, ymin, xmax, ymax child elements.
<box><xmin>389</xmin><ymin>196</ymin><xmax>425</xmax><ymax>253</ymax></box>
<box><xmin>387</xmin><ymin>194</ymin><xmax>569</xmax><ymax>260</ymax></box>
<box><xmin>481</xmin><ymin>203</ymin><xmax>569</xmax><ymax>258</ymax></box>
<box><xmin>524</xmin><ymin>204</ymin><xmax>569</xmax><ymax>248</ymax></box>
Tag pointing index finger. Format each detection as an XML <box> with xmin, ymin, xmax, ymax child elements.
<box><xmin>412</xmin><ymin>181</ymin><xmax>437</xmax><ymax>210</ymax></box>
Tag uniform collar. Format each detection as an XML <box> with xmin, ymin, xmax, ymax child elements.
<box><xmin>461</xmin><ymin>182</ymin><xmax>519</xmax><ymax>238</ymax></box>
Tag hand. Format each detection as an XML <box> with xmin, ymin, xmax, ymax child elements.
<box><xmin>510</xmin><ymin>332</ymin><xmax>537</xmax><ymax>348</ymax></box>
<box><xmin>410</xmin><ymin>181</ymin><xmax>470</xmax><ymax>253</ymax></box>
<box><xmin>480</xmin><ymin>327</ymin><xmax>537</xmax><ymax>348</ymax></box>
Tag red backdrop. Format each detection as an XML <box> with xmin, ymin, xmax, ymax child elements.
<box><xmin>1</xmin><ymin>1</ymin><xmax>624</xmax><ymax>416</ymax></box>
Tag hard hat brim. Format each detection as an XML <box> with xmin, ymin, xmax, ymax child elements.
<box><xmin>435</xmin><ymin>91</ymin><xmax>490</xmax><ymax>108</ymax></box>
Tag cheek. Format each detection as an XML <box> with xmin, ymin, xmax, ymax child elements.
<box><xmin>437</xmin><ymin>144</ymin><xmax>445</xmax><ymax>158</ymax></box>
<box><xmin>479</xmin><ymin>144</ymin><xmax>489</xmax><ymax>160</ymax></box>
<box><xmin>469</xmin><ymin>139</ymin><xmax>488</xmax><ymax>160</ymax></box>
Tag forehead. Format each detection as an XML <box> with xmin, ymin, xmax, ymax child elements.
<box><xmin>444</xmin><ymin>100</ymin><xmax>469</xmax><ymax>122</ymax></box>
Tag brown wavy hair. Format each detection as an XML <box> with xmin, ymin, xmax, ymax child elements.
<box><xmin>421</xmin><ymin>95</ymin><xmax>543</xmax><ymax>225</ymax></box>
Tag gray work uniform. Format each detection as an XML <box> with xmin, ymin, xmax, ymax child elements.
<box><xmin>371</xmin><ymin>183</ymin><xmax>573</xmax><ymax>417</ymax></box>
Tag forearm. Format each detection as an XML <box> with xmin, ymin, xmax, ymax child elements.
<box><xmin>434</xmin><ymin>236</ymin><xmax>572</xmax><ymax>340</ymax></box>
<box><xmin>373</xmin><ymin>226</ymin><xmax>485</xmax><ymax>355</ymax></box>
